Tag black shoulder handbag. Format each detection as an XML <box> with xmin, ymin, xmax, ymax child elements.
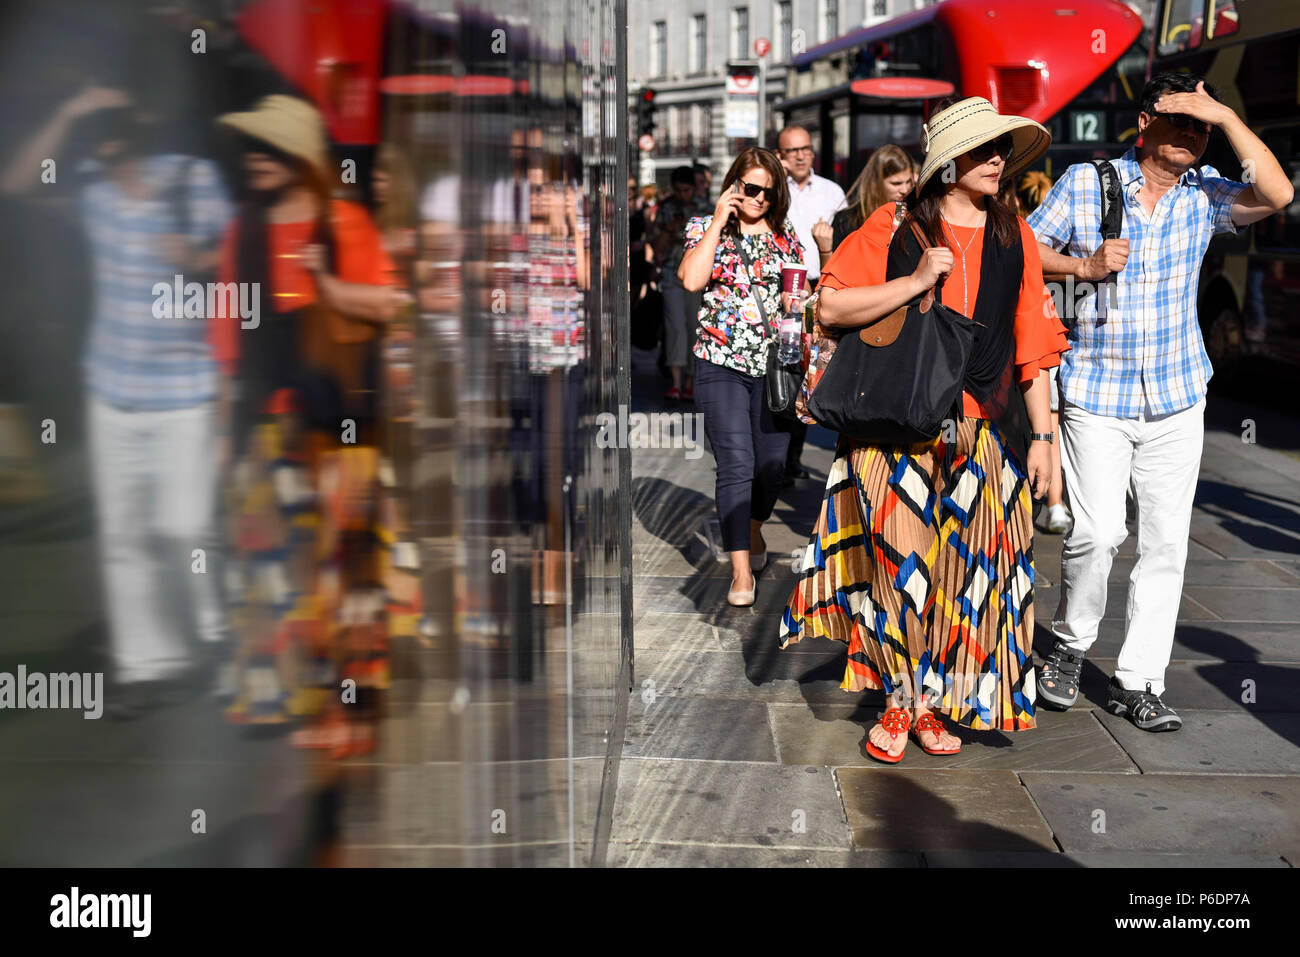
<box><xmin>806</xmin><ymin>224</ymin><xmax>979</xmax><ymax>446</ymax></box>
<box><xmin>735</xmin><ymin>235</ymin><xmax>802</xmax><ymax>422</ymax></box>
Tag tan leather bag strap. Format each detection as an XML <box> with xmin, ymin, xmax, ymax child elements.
<box><xmin>857</xmin><ymin>221</ymin><xmax>936</xmax><ymax>348</ymax></box>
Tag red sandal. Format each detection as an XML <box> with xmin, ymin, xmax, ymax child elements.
<box><xmin>865</xmin><ymin>708</ymin><xmax>912</xmax><ymax>764</ymax></box>
<box><xmin>913</xmin><ymin>712</ymin><xmax>962</xmax><ymax>755</ymax></box>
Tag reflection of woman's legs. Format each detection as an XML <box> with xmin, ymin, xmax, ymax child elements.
<box><xmin>661</xmin><ymin>280</ymin><xmax>690</xmax><ymax>392</ymax></box>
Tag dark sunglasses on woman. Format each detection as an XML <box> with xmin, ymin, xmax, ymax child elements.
<box><xmin>967</xmin><ymin>134</ymin><xmax>1014</xmax><ymax>165</ymax></box>
<box><xmin>1157</xmin><ymin>112</ymin><xmax>1212</xmax><ymax>135</ymax></box>
<box><xmin>737</xmin><ymin>180</ymin><xmax>776</xmax><ymax>202</ymax></box>
<box><xmin>237</xmin><ymin>133</ymin><xmax>295</xmax><ymax>164</ymax></box>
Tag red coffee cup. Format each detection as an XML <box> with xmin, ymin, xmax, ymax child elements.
<box><xmin>781</xmin><ymin>262</ymin><xmax>808</xmax><ymax>298</ymax></box>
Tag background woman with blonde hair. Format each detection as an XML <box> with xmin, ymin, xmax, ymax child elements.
<box><xmin>827</xmin><ymin>144</ymin><xmax>916</xmax><ymax>254</ymax></box>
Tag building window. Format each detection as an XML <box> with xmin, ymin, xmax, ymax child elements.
<box><xmin>776</xmin><ymin>2</ymin><xmax>793</xmax><ymax>61</ymax></box>
<box><xmin>732</xmin><ymin>7</ymin><xmax>750</xmax><ymax>61</ymax></box>
<box><xmin>873</xmin><ymin>0</ymin><xmax>887</xmax><ymax>17</ymax></box>
<box><xmin>824</xmin><ymin>0</ymin><xmax>838</xmax><ymax>41</ymax></box>
<box><xmin>652</xmin><ymin>20</ymin><xmax>667</xmax><ymax>77</ymax></box>
<box><xmin>692</xmin><ymin>14</ymin><xmax>707</xmax><ymax>73</ymax></box>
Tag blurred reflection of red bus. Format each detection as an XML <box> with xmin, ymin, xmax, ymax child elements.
<box><xmin>1151</xmin><ymin>0</ymin><xmax>1300</xmax><ymax>379</ymax></box>
<box><xmin>777</xmin><ymin>0</ymin><xmax>1146</xmax><ymax>185</ymax></box>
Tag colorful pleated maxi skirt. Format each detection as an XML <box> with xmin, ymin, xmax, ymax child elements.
<box><xmin>780</xmin><ymin>416</ymin><xmax>1038</xmax><ymax>731</ymax></box>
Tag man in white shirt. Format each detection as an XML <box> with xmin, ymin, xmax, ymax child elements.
<box><xmin>778</xmin><ymin>125</ymin><xmax>845</xmax><ymax>286</ymax></box>
<box><xmin>777</xmin><ymin>126</ymin><xmax>845</xmax><ymax>483</ymax></box>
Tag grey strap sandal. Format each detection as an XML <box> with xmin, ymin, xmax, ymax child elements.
<box><xmin>1038</xmin><ymin>640</ymin><xmax>1085</xmax><ymax>710</ymax></box>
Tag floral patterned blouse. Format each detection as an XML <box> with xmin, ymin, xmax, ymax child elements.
<box><xmin>683</xmin><ymin>215</ymin><xmax>805</xmax><ymax>378</ymax></box>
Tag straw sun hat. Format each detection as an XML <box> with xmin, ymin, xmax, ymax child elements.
<box><xmin>916</xmin><ymin>96</ymin><xmax>1050</xmax><ymax>192</ymax></box>
<box><xmin>216</xmin><ymin>94</ymin><xmax>330</xmax><ymax>179</ymax></box>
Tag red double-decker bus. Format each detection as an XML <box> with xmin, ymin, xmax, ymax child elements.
<box><xmin>778</xmin><ymin>0</ymin><xmax>1147</xmax><ymax>185</ymax></box>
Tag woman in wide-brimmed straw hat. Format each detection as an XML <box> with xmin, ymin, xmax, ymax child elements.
<box><xmin>209</xmin><ymin>94</ymin><xmax>405</xmax><ymax>740</ymax></box>
<box><xmin>780</xmin><ymin>96</ymin><xmax>1069</xmax><ymax>762</ymax></box>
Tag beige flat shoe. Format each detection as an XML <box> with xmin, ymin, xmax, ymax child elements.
<box><xmin>727</xmin><ymin>582</ymin><xmax>755</xmax><ymax>607</ymax></box>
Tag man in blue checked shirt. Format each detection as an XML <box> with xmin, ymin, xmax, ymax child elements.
<box><xmin>1026</xmin><ymin>72</ymin><xmax>1293</xmax><ymax>733</ymax></box>
<box><xmin>2</xmin><ymin>85</ymin><xmax>233</xmax><ymax>717</ymax></box>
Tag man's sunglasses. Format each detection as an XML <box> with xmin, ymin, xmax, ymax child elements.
<box><xmin>737</xmin><ymin>180</ymin><xmax>776</xmax><ymax>202</ymax></box>
<box><xmin>780</xmin><ymin>145</ymin><xmax>814</xmax><ymax>156</ymax></box>
<box><xmin>1156</xmin><ymin>112</ymin><xmax>1212</xmax><ymax>135</ymax></box>
<box><xmin>967</xmin><ymin>134</ymin><xmax>1014</xmax><ymax>165</ymax></box>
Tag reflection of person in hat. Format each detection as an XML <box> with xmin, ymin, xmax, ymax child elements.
<box><xmin>780</xmin><ymin>97</ymin><xmax>1070</xmax><ymax>762</ymax></box>
<box><xmin>208</xmin><ymin>94</ymin><xmax>402</xmax><ymax>729</ymax></box>
<box><xmin>209</xmin><ymin>94</ymin><xmax>405</xmax><ymax>446</ymax></box>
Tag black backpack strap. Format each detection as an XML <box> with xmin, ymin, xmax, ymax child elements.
<box><xmin>1091</xmin><ymin>159</ymin><xmax>1123</xmax><ymax>241</ymax></box>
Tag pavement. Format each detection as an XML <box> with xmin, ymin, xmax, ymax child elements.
<box><xmin>610</xmin><ymin>350</ymin><xmax>1300</xmax><ymax>867</ymax></box>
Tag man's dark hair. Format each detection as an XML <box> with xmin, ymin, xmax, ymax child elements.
<box><xmin>671</xmin><ymin>165</ymin><xmax>696</xmax><ymax>187</ymax></box>
<box><xmin>693</xmin><ymin>163</ymin><xmax>710</xmax><ymax>176</ymax></box>
<box><xmin>1139</xmin><ymin>72</ymin><xmax>1220</xmax><ymax>116</ymax></box>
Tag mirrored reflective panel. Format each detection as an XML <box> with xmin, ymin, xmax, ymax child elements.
<box><xmin>0</xmin><ymin>0</ymin><xmax>629</xmax><ymax>867</ymax></box>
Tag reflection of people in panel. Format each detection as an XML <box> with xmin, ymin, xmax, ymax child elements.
<box><xmin>210</xmin><ymin>95</ymin><xmax>399</xmax><ymax>730</ymax></box>
<box><xmin>0</xmin><ymin>83</ymin><xmax>232</xmax><ymax>715</ymax></box>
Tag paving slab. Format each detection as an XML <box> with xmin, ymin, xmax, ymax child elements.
<box><xmin>624</xmin><ymin>696</ymin><xmax>777</xmax><ymax>762</ymax></box>
<box><xmin>342</xmin><ymin>841</ymin><xmax>577</xmax><ymax>867</ymax></box>
<box><xmin>1063</xmin><ymin>851</ymin><xmax>1290</xmax><ymax>867</ymax></box>
<box><xmin>1083</xmin><ymin>622</ymin><xmax>1300</xmax><ymax>663</ymax></box>
<box><xmin>377</xmin><ymin>697</ymin><xmax>609</xmax><ymax>764</ymax></box>
<box><xmin>1267</xmin><ymin>560</ymin><xmax>1300</xmax><ymax>582</ymax></box>
<box><xmin>921</xmin><ymin>850</ymin><xmax>1080</xmax><ymax>867</ymax></box>
<box><xmin>609</xmin><ymin>842</ymin><xmax>921</xmax><ymax>867</ymax></box>
<box><xmin>343</xmin><ymin>759</ymin><xmax>589</xmax><ymax>848</ymax></box>
<box><xmin>1095</xmin><ymin>710</ymin><xmax>1300</xmax><ymax>775</ymax></box>
<box><xmin>634</xmin><ymin>574</ymin><xmax>797</xmax><ymax>618</ymax></box>
<box><xmin>1105</xmin><ymin>557</ymin><xmax>1300</xmax><ymax>589</ymax></box>
<box><xmin>0</xmin><ymin>756</ymin><xmax>315</xmax><ymax>866</ymax></box>
<box><xmin>609</xmin><ymin>757</ymin><xmax>850</xmax><ymax>850</ymax></box>
<box><xmin>837</xmin><ymin>768</ymin><xmax>1058</xmax><ymax>852</ymax></box>
<box><xmin>1182</xmin><ymin>585</ymin><xmax>1300</xmax><ymax>623</ymax></box>
<box><xmin>1068</xmin><ymin>659</ymin><xmax>1300</xmax><ymax>712</ymax></box>
<box><xmin>770</xmin><ymin>704</ymin><xmax>1137</xmax><ymax>772</ymax></box>
<box><xmin>633</xmin><ymin>614</ymin><xmax>765</xmax><ymax>652</ymax></box>
<box><xmin>1020</xmin><ymin>772</ymin><xmax>1300</xmax><ymax>856</ymax></box>
<box><xmin>632</xmin><ymin>647</ymin><xmax>854</xmax><ymax>703</ymax></box>
<box><xmin>1187</xmin><ymin>514</ymin><xmax>1300</xmax><ymax>561</ymax></box>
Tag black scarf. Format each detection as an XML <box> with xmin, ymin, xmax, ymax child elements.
<box><xmin>231</xmin><ymin>198</ymin><xmax>341</xmax><ymax>444</ymax></box>
<box><xmin>885</xmin><ymin>221</ymin><xmax>1030</xmax><ymax>468</ymax></box>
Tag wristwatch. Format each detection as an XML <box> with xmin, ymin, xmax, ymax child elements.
<box><xmin>1030</xmin><ymin>432</ymin><xmax>1055</xmax><ymax>444</ymax></box>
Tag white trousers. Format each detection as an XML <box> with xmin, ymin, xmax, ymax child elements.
<box><xmin>1052</xmin><ymin>396</ymin><xmax>1205</xmax><ymax>696</ymax></box>
<box><xmin>88</xmin><ymin>398</ymin><xmax>226</xmax><ymax>683</ymax></box>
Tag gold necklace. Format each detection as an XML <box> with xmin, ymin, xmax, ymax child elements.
<box><xmin>941</xmin><ymin>214</ymin><xmax>985</xmax><ymax>316</ymax></box>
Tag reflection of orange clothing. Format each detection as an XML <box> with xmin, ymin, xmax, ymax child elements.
<box><xmin>819</xmin><ymin>202</ymin><xmax>1068</xmax><ymax>419</ymax></box>
<box><xmin>210</xmin><ymin>199</ymin><xmax>395</xmax><ymax>376</ymax></box>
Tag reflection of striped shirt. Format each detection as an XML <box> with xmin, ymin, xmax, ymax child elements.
<box><xmin>81</xmin><ymin>155</ymin><xmax>231</xmax><ymax>411</ymax></box>
<box><xmin>1027</xmin><ymin>148</ymin><xmax>1245</xmax><ymax>418</ymax></box>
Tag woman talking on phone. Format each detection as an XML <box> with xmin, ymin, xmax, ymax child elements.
<box><xmin>780</xmin><ymin>98</ymin><xmax>1068</xmax><ymax>760</ymax></box>
<box><xmin>677</xmin><ymin>148</ymin><xmax>804</xmax><ymax>607</ymax></box>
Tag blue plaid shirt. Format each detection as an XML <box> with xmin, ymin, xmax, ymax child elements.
<box><xmin>1027</xmin><ymin>148</ymin><xmax>1246</xmax><ymax>418</ymax></box>
<box><xmin>81</xmin><ymin>155</ymin><xmax>231</xmax><ymax>411</ymax></box>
